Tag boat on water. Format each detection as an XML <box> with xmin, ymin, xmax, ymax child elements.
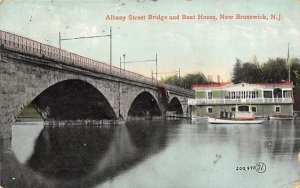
<box><xmin>269</xmin><ymin>114</ymin><xmax>294</xmax><ymax>120</ymax></box>
<box><xmin>191</xmin><ymin>116</ymin><xmax>208</xmax><ymax>124</ymax></box>
<box><xmin>208</xmin><ymin>117</ymin><xmax>265</xmax><ymax>124</ymax></box>
<box><xmin>208</xmin><ymin>111</ymin><xmax>265</xmax><ymax>124</ymax></box>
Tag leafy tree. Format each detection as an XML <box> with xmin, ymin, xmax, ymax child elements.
<box><xmin>231</xmin><ymin>57</ymin><xmax>294</xmax><ymax>84</ymax></box>
<box><xmin>161</xmin><ymin>75</ymin><xmax>179</xmax><ymax>86</ymax></box>
<box><xmin>181</xmin><ymin>72</ymin><xmax>207</xmax><ymax>89</ymax></box>
<box><xmin>260</xmin><ymin>62</ymin><xmax>272</xmax><ymax>82</ymax></box>
<box><xmin>232</xmin><ymin>59</ymin><xmax>243</xmax><ymax>83</ymax></box>
<box><xmin>261</xmin><ymin>58</ymin><xmax>288</xmax><ymax>83</ymax></box>
<box><xmin>161</xmin><ymin>72</ymin><xmax>207</xmax><ymax>89</ymax></box>
<box><xmin>291</xmin><ymin>58</ymin><xmax>300</xmax><ymax>84</ymax></box>
<box><xmin>231</xmin><ymin>59</ymin><xmax>261</xmax><ymax>83</ymax></box>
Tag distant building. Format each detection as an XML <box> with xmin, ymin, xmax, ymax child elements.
<box><xmin>188</xmin><ymin>82</ymin><xmax>293</xmax><ymax>117</ymax></box>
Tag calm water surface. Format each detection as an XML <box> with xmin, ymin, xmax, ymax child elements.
<box><xmin>1</xmin><ymin>120</ymin><xmax>300</xmax><ymax>188</ymax></box>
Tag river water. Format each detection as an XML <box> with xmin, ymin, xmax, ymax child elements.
<box><xmin>1</xmin><ymin>119</ymin><xmax>300</xmax><ymax>188</ymax></box>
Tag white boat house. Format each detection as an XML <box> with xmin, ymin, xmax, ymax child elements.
<box><xmin>188</xmin><ymin>82</ymin><xmax>294</xmax><ymax>118</ymax></box>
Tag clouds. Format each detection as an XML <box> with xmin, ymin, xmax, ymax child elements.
<box><xmin>0</xmin><ymin>1</ymin><xmax>299</xmax><ymax>81</ymax></box>
<box><xmin>261</xmin><ymin>26</ymin><xmax>280</xmax><ymax>42</ymax></box>
<box><xmin>289</xmin><ymin>28</ymin><xmax>300</xmax><ymax>37</ymax></box>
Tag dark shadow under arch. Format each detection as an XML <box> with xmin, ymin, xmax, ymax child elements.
<box><xmin>31</xmin><ymin>79</ymin><xmax>117</xmax><ymax>120</ymax></box>
<box><xmin>128</xmin><ymin>91</ymin><xmax>161</xmax><ymax>118</ymax></box>
<box><xmin>168</xmin><ymin>97</ymin><xmax>183</xmax><ymax>115</ymax></box>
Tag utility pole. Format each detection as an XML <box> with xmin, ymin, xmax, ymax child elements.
<box><xmin>110</xmin><ymin>26</ymin><xmax>112</xmax><ymax>73</ymax></box>
<box><xmin>59</xmin><ymin>27</ymin><xmax>112</xmax><ymax>72</ymax></box>
<box><xmin>155</xmin><ymin>53</ymin><xmax>158</xmax><ymax>81</ymax></box>
<box><xmin>151</xmin><ymin>69</ymin><xmax>153</xmax><ymax>80</ymax></box>
<box><xmin>152</xmin><ymin>69</ymin><xmax>181</xmax><ymax>85</ymax></box>
<box><xmin>123</xmin><ymin>54</ymin><xmax>126</xmax><ymax>70</ymax></box>
<box><xmin>288</xmin><ymin>42</ymin><xmax>290</xmax><ymax>83</ymax></box>
<box><xmin>178</xmin><ymin>68</ymin><xmax>181</xmax><ymax>84</ymax></box>
<box><xmin>119</xmin><ymin>56</ymin><xmax>121</xmax><ymax>73</ymax></box>
<box><xmin>59</xmin><ymin>32</ymin><xmax>61</xmax><ymax>49</ymax></box>
<box><xmin>121</xmin><ymin>54</ymin><xmax>157</xmax><ymax>79</ymax></box>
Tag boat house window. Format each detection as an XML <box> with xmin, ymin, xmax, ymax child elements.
<box><xmin>238</xmin><ymin>105</ymin><xmax>249</xmax><ymax>112</ymax></box>
<box><xmin>283</xmin><ymin>90</ymin><xmax>291</xmax><ymax>98</ymax></box>
<box><xmin>228</xmin><ymin>91</ymin><xmax>259</xmax><ymax>99</ymax></box>
<box><xmin>251</xmin><ymin>106</ymin><xmax>257</xmax><ymax>112</ymax></box>
<box><xmin>229</xmin><ymin>91</ymin><xmax>236</xmax><ymax>99</ymax></box>
<box><xmin>251</xmin><ymin>91</ymin><xmax>258</xmax><ymax>98</ymax></box>
<box><xmin>207</xmin><ymin>92</ymin><xmax>212</xmax><ymax>99</ymax></box>
<box><xmin>273</xmin><ymin>88</ymin><xmax>282</xmax><ymax>98</ymax></box>
<box><xmin>231</xmin><ymin>107</ymin><xmax>236</xmax><ymax>112</ymax></box>
<box><xmin>275</xmin><ymin>106</ymin><xmax>281</xmax><ymax>113</ymax></box>
<box><xmin>263</xmin><ymin>91</ymin><xmax>272</xmax><ymax>98</ymax></box>
<box><xmin>207</xmin><ymin>107</ymin><xmax>213</xmax><ymax>113</ymax></box>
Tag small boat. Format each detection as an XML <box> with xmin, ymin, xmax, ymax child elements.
<box><xmin>208</xmin><ymin>117</ymin><xmax>265</xmax><ymax>124</ymax></box>
<box><xmin>191</xmin><ymin>116</ymin><xmax>208</xmax><ymax>124</ymax></box>
<box><xmin>269</xmin><ymin>114</ymin><xmax>294</xmax><ymax>120</ymax></box>
<box><xmin>208</xmin><ymin>111</ymin><xmax>265</xmax><ymax>124</ymax></box>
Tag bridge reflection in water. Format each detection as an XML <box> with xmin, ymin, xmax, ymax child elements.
<box><xmin>2</xmin><ymin>120</ymin><xmax>300</xmax><ymax>188</ymax></box>
<box><xmin>0</xmin><ymin>121</ymin><xmax>175</xmax><ymax>188</ymax></box>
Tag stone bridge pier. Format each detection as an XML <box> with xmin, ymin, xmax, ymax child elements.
<box><xmin>0</xmin><ymin>30</ymin><xmax>194</xmax><ymax>139</ymax></box>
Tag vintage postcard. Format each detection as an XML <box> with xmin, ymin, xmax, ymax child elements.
<box><xmin>0</xmin><ymin>0</ymin><xmax>300</xmax><ymax>188</ymax></box>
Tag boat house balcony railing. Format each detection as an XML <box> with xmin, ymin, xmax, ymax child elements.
<box><xmin>188</xmin><ymin>98</ymin><xmax>293</xmax><ymax>105</ymax></box>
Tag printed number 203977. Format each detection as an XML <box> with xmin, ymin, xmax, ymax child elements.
<box><xmin>236</xmin><ymin>166</ymin><xmax>256</xmax><ymax>171</ymax></box>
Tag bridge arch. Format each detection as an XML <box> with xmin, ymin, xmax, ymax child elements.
<box><xmin>127</xmin><ymin>91</ymin><xmax>162</xmax><ymax>119</ymax></box>
<box><xmin>168</xmin><ymin>97</ymin><xmax>184</xmax><ymax>115</ymax></box>
<box><xmin>14</xmin><ymin>77</ymin><xmax>118</xmax><ymax>122</ymax></box>
<box><xmin>31</xmin><ymin>79</ymin><xmax>117</xmax><ymax>120</ymax></box>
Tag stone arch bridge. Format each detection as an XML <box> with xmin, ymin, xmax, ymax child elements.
<box><xmin>0</xmin><ymin>30</ymin><xmax>194</xmax><ymax>139</ymax></box>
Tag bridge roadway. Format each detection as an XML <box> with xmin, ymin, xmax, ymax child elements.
<box><xmin>0</xmin><ymin>30</ymin><xmax>195</xmax><ymax>139</ymax></box>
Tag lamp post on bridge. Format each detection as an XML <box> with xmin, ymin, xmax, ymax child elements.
<box><xmin>59</xmin><ymin>27</ymin><xmax>112</xmax><ymax>73</ymax></box>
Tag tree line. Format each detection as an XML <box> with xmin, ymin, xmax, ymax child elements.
<box><xmin>232</xmin><ymin>57</ymin><xmax>300</xmax><ymax>84</ymax></box>
<box><xmin>161</xmin><ymin>57</ymin><xmax>300</xmax><ymax>89</ymax></box>
<box><xmin>161</xmin><ymin>72</ymin><xmax>207</xmax><ymax>89</ymax></box>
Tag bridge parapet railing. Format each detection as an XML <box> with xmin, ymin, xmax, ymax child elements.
<box><xmin>0</xmin><ymin>30</ymin><xmax>154</xmax><ymax>84</ymax></box>
<box><xmin>0</xmin><ymin>30</ymin><xmax>193</xmax><ymax>94</ymax></box>
<box><xmin>165</xmin><ymin>84</ymin><xmax>195</xmax><ymax>98</ymax></box>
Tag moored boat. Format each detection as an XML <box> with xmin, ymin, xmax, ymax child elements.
<box><xmin>208</xmin><ymin>117</ymin><xmax>265</xmax><ymax>124</ymax></box>
<box><xmin>269</xmin><ymin>114</ymin><xmax>294</xmax><ymax>120</ymax></box>
<box><xmin>191</xmin><ymin>116</ymin><xmax>208</xmax><ymax>124</ymax></box>
<box><xmin>208</xmin><ymin>111</ymin><xmax>265</xmax><ymax>124</ymax></box>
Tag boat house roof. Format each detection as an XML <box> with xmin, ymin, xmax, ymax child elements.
<box><xmin>192</xmin><ymin>81</ymin><xmax>293</xmax><ymax>91</ymax></box>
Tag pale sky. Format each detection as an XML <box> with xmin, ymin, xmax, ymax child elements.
<box><xmin>0</xmin><ymin>0</ymin><xmax>300</xmax><ymax>81</ymax></box>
